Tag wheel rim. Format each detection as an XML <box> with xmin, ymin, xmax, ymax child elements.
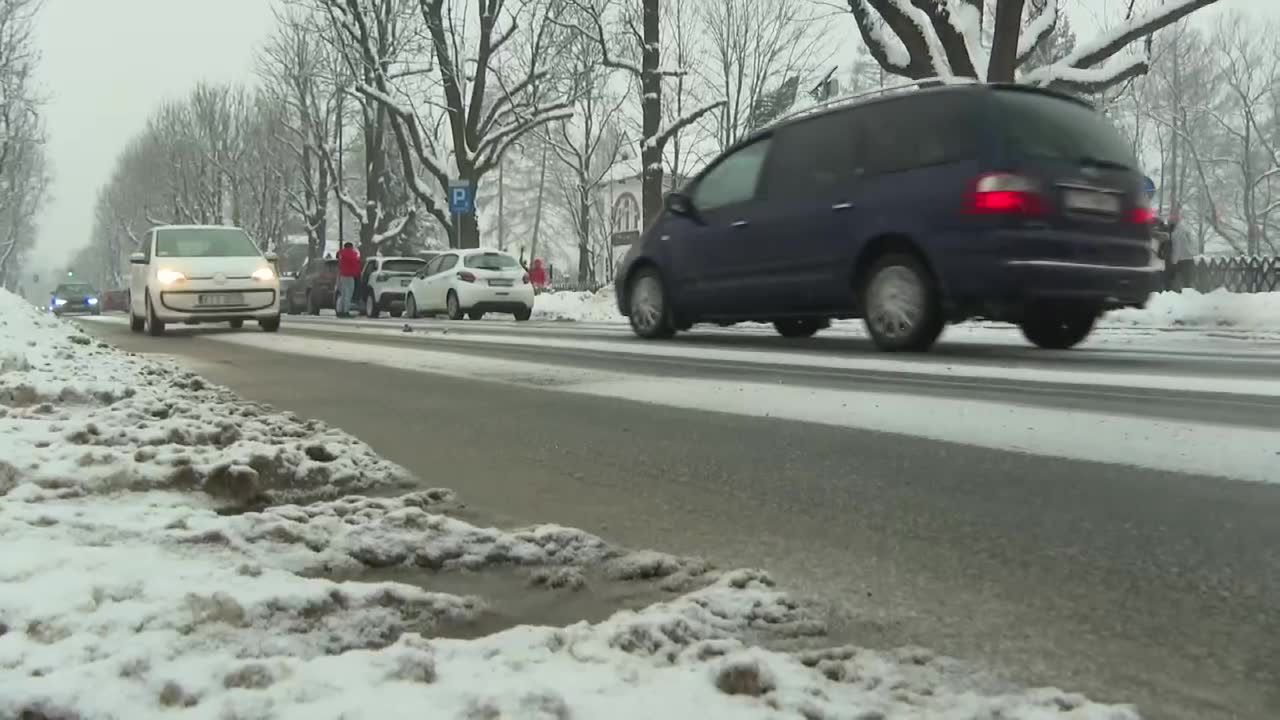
<box><xmin>407</xmin><ymin>296</ymin><xmax>416</xmax><ymax>317</ymax></box>
<box><xmin>630</xmin><ymin>275</ymin><xmax>663</xmax><ymax>333</ymax></box>
<box><xmin>866</xmin><ymin>266</ymin><xmax>925</xmax><ymax>341</ymax></box>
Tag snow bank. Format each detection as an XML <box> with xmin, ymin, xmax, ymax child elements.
<box><xmin>0</xmin><ymin>290</ymin><xmax>1139</xmax><ymax>719</ymax></box>
<box><xmin>533</xmin><ymin>287</ymin><xmax>625</xmax><ymax>323</ymax></box>
<box><xmin>1103</xmin><ymin>290</ymin><xmax>1280</xmax><ymax>331</ymax></box>
<box><xmin>0</xmin><ymin>291</ymin><xmax>411</xmax><ymax>505</ymax></box>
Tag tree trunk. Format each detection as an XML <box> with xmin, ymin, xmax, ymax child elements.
<box><xmin>640</xmin><ymin>0</ymin><xmax>664</xmax><ymax>228</ymax></box>
<box><xmin>987</xmin><ymin>0</ymin><xmax>1025</xmax><ymax>82</ymax></box>
<box><xmin>577</xmin><ymin>182</ymin><xmax>591</xmax><ymax>283</ymax></box>
<box><xmin>497</xmin><ymin>159</ymin><xmax>505</xmax><ymax>251</ymax></box>
<box><xmin>529</xmin><ymin>145</ymin><xmax>549</xmax><ymax>260</ymax></box>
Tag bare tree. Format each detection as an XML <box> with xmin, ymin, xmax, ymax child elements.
<box><xmin>848</xmin><ymin>0</ymin><xmax>1221</xmax><ymax>94</ymax></box>
<box><xmin>0</xmin><ymin>0</ymin><xmax>47</xmax><ymax>288</ymax></box>
<box><xmin>560</xmin><ymin>0</ymin><xmax>725</xmax><ymax>226</ymax></box>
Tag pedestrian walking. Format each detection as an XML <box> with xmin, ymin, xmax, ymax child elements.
<box><xmin>529</xmin><ymin>257</ymin><xmax>547</xmax><ymax>293</ymax></box>
<box><xmin>336</xmin><ymin>242</ymin><xmax>361</xmax><ymax>317</ymax></box>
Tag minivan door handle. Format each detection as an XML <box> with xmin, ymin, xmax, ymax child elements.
<box><xmin>730</xmin><ymin>220</ymin><xmax>749</xmax><ymax>228</ymax></box>
<box><xmin>832</xmin><ymin>202</ymin><xmax>854</xmax><ymax>211</ymax></box>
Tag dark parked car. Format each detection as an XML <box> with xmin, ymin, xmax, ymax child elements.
<box><xmin>284</xmin><ymin>257</ymin><xmax>339</xmax><ymax>315</ymax></box>
<box><xmin>615</xmin><ymin>83</ymin><xmax>1158</xmax><ymax>351</ymax></box>
<box><xmin>49</xmin><ymin>283</ymin><xmax>102</xmax><ymax>316</ymax></box>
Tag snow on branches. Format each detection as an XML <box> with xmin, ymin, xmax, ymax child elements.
<box><xmin>848</xmin><ymin>0</ymin><xmax>1223</xmax><ymax>93</ymax></box>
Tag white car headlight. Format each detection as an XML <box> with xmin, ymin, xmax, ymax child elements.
<box><xmin>54</xmin><ymin>298</ymin><xmax>67</xmax><ymax>306</ymax></box>
<box><xmin>87</xmin><ymin>297</ymin><xmax>99</xmax><ymax>305</ymax></box>
<box><xmin>251</xmin><ymin>267</ymin><xmax>276</xmax><ymax>282</ymax></box>
<box><xmin>156</xmin><ymin>269</ymin><xmax>186</xmax><ymax>285</ymax></box>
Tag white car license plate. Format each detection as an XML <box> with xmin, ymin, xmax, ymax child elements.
<box><xmin>198</xmin><ymin>293</ymin><xmax>243</xmax><ymax>306</ymax></box>
<box><xmin>1063</xmin><ymin>189</ymin><xmax>1120</xmax><ymax>214</ymax></box>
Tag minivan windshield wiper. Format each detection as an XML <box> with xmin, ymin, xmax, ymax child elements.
<box><xmin>1078</xmin><ymin>155</ymin><xmax>1131</xmax><ymax>171</ymax></box>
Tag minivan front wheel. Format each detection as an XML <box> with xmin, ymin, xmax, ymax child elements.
<box><xmin>862</xmin><ymin>254</ymin><xmax>943</xmax><ymax>352</ymax></box>
<box><xmin>1020</xmin><ymin>309</ymin><xmax>1096</xmax><ymax>350</ymax></box>
<box><xmin>628</xmin><ymin>268</ymin><xmax>674</xmax><ymax>339</ymax></box>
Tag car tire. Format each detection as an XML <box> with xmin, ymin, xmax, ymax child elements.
<box><xmin>129</xmin><ymin>310</ymin><xmax>145</xmax><ymax>333</ymax></box>
<box><xmin>405</xmin><ymin>294</ymin><xmax>419</xmax><ymax>319</ymax></box>
<box><xmin>366</xmin><ymin>293</ymin><xmax>381</xmax><ymax>319</ymax></box>
<box><xmin>627</xmin><ymin>267</ymin><xmax>675</xmax><ymax>339</ymax></box>
<box><xmin>282</xmin><ymin>294</ymin><xmax>297</xmax><ymax>315</ymax></box>
<box><xmin>306</xmin><ymin>291</ymin><xmax>319</xmax><ymax>316</ymax></box>
<box><xmin>446</xmin><ymin>291</ymin><xmax>464</xmax><ymax>320</ymax></box>
<box><xmin>774</xmin><ymin>318</ymin><xmax>825</xmax><ymax>338</ymax></box>
<box><xmin>861</xmin><ymin>253</ymin><xmax>943</xmax><ymax>352</ymax></box>
<box><xmin>144</xmin><ymin>292</ymin><xmax>166</xmax><ymax>337</ymax></box>
<box><xmin>390</xmin><ymin>308</ymin><xmax>403</xmax><ymax>318</ymax></box>
<box><xmin>229</xmin><ymin>320</ymin><xmax>244</xmax><ymax>329</ymax></box>
<box><xmin>468</xmin><ymin>311</ymin><xmax>485</xmax><ymax>321</ymax></box>
<box><xmin>514</xmin><ymin>307</ymin><xmax>532</xmax><ymax>322</ymax></box>
<box><xmin>259</xmin><ymin>315</ymin><xmax>281</xmax><ymax>333</ymax></box>
<box><xmin>92</xmin><ymin>307</ymin><xmax>102</xmax><ymax>316</ymax></box>
<box><xmin>1020</xmin><ymin>309</ymin><xmax>1096</xmax><ymax>350</ymax></box>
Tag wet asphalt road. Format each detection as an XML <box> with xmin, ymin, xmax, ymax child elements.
<box><xmin>78</xmin><ymin>316</ymin><xmax>1280</xmax><ymax>719</ymax></box>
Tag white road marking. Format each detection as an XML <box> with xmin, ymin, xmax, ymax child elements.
<box><xmin>203</xmin><ymin>332</ymin><xmax>1280</xmax><ymax>485</ymax></box>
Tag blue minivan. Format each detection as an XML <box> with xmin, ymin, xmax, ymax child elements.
<box><xmin>615</xmin><ymin>83</ymin><xmax>1158</xmax><ymax>351</ymax></box>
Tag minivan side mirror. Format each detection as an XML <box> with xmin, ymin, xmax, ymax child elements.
<box><xmin>129</xmin><ymin>252</ymin><xmax>147</xmax><ymax>265</ymax></box>
<box><xmin>664</xmin><ymin>191</ymin><xmax>698</xmax><ymax>220</ymax></box>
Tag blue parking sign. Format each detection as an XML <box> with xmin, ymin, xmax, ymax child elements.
<box><xmin>448</xmin><ymin>179</ymin><xmax>475</xmax><ymax>215</ymax></box>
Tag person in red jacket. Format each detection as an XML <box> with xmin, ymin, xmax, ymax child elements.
<box><xmin>336</xmin><ymin>242</ymin><xmax>361</xmax><ymax>317</ymax></box>
<box><xmin>528</xmin><ymin>257</ymin><xmax>548</xmax><ymax>292</ymax></box>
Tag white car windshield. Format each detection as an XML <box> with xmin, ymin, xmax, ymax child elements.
<box><xmin>464</xmin><ymin>253</ymin><xmax>519</xmax><ymax>270</ymax></box>
<box><xmin>155</xmin><ymin>228</ymin><xmax>259</xmax><ymax>258</ymax></box>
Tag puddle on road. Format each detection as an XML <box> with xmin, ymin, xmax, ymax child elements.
<box><xmin>325</xmin><ymin>564</ymin><xmax>689</xmax><ymax>640</ymax></box>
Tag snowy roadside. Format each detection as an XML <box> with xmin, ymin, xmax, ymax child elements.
<box><xmin>534</xmin><ymin>287</ymin><xmax>1280</xmax><ymax>335</ymax></box>
<box><xmin>1</xmin><ymin>291</ymin><xmax>1137</xmax><ymax>719</ymax></box>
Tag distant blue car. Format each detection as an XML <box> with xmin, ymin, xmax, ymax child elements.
<box><xmin>615</xmin><ymin>83</ymin><xmax>1158</xmax><ymax>351</ymax></box>
<box><xmin>50</xmin><ymin>283</ymin><xmax>101</xmax><ymax>316</ymax></box>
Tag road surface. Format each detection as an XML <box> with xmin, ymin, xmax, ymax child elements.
<box><xmin>77</xmin><ymin>314</ymin><xmax>1280</xmax><ymax>720</ymax></box>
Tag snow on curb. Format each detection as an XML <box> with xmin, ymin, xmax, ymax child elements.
<box><xmin>0</xmin><ymin>291</ymin><xmax>1138</xmax><ymax>719</ymax></box>
<box><xmin>533</xmin><ymin>287</ymin><xmax>625</xmax><ymax>322</ymax></box>
<box><xmin>1103</xmin><ymin>289</ymin><xmax>1280</xmax><ymax>331</ymax></box>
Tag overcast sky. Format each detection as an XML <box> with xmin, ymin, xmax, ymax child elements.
<box><xmin>29</xmin><ymin>0</ymin><xmax>1279</xmax><ymax>275</ymax></box>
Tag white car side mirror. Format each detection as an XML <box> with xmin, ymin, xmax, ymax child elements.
<box><xmin>129</xmin><ymin>252</ymin><xmax>147</xmax><ymax>265</ymax></box>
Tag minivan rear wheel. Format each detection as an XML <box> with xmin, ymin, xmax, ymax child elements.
<box><xmin>1020</xmin><ymin>309</ymin><xmax>1096</xmax><ymax>350</ymax></box>
<box><xmin>628</xmin><ymin>268</ymin><xmax>675</xmax><ymax>339</ymax></box>
<box><xmin>862</xmin><ymin>254</ymin><xmax>943</xmax><ymax>352</ymax></box>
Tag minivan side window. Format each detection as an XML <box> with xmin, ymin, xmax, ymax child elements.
<box><xmin>860</xmin><ymin>93</ymin><xmax>978</xmax><ymax>176</ymax></box>
<box><xmin>691</xmin><ymin>138</ymin><xmax>772</xmax><ymax>211</ymax></box>
<box><xmin>765</xmin><ymin>113</ymin><xmax>863</xmax><ymax>202</ymax></box>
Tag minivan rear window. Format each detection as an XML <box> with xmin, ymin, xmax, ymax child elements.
<box><xmin>994</xmin><ymin>90</ymin><xmax>1136</xmax><ymax>169</ymax></box>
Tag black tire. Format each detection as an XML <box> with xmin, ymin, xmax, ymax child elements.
<box><xmin>468</xmin><ymin>310</ymin><xmax>485</xmax><ymax>321</ymax></box>
<box><xmin>405</xmin><ymin>294</ymin><xmax>419</xmax><ymax>319</ymax></box>
<box><xmin>861</xmin><ymin>253</ymin><xmax>943</xmax><ymax>352</ymax></box>
<box><xmin>626</xmin><ymin>266</ymin><xmax>675</xmax><ymax>339</ymax></box>
<box><xmin>1020</xmin><ymin>310</ymin><xmax>1096</xmax><ymax>350</ymax></box>
<box><xmin>306</xmin><ymin>291</ymin><xmax>319</xmax><ymax>316</ymax></box>
<box><xmin>92</xmin><ymin>307</ymin><xmax>102</xmax><ymax>316</ymax></box>
<box><xmin>390</xmin><ymin>308</ymin><xmax>403</xmax><ymax>318</ymax></box>
<box><xmin>229</xmin><ymin>320</ymin><xmax>244</xmax><ymax>329</ymax></box>
<box><xmin>365</xmin><ymin>293</ymin><xmax>381</xmax><ymax>319</ymax></box>
<box><xmin>446</xmin><ymin>291</ymin><xmax>464</xmax><ymax>320</ymax></box>
<box><xmin>144</xmin><ymin>292</ymin><xmax>166</xmax><ymax>337</ymax></box>
<box><xmin>774</xmin><ymin>318</ymin><xmax>825</xmax><ymax>338</ymax></box>
<box><xmin>259</xmin><ymin>315</ymin><xmax>281</xmax><ymax>333</ymax></box>
<box><xmin>514</xmin><ymin>307</ymin><xmax>532</xmax><ymax>322</ymax></box>
<box><xmin>129</xmin><ymin>309</ymin><xmax>145</xmax><ymax>333</ymax></box>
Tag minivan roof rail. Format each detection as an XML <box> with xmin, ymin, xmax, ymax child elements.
<box><xmin>769</xmin><ymin>75</ymin><xmax>980</xmax><ymax>127</ymax></box>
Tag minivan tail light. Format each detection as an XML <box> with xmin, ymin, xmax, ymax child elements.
<box><xmin>967</xmin><ymin>173</ymin><xmax>1044</xmax><ymax>216</ymax></box>
<box><xmin>1129</xmin><ymin>207</ymin><xmax>1157</xmax><ymax>225</ymax></box>
<box><xmin>457</xmin><ymin>271</ymin><xmax>477</xmax><ymax>283</ymax></box>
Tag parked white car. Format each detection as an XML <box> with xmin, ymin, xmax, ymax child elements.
<box><xmin>404</xmin><ymin>249</ymin><xmax>534</xmax><ymax>321</ymax></box>
<box><xmin>357</xmin><ymin>256</ymin><xmax>428</xmax><ymax>318</ymax></box>
<box><xmin>128</xmin><ymin>225</ymin><xmax>281</xmax><ymax>336</ymax></box>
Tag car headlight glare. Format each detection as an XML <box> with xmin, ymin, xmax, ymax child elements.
<box><xmin>54</xmin><ymin>298</ymin><xmax>67</xmax><ymax>306</ymax></box>
<box><xmin>251</xmin><ymin>267</ymin><xmax>276</xmax><ymax>282</ymax></box>
<box><xmin>87</xmin><ymin>297</ymin><xmax>99</xmax><ymax>305</ymax></box>
<box><xmin>156</xmin><ymin>269</ymin><xmax>186</xmax><ymax>285</ymax></box>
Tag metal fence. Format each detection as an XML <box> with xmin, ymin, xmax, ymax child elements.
<box><xmin>547</xmin><ymin>279</ymin><xmax>608</xmax><ymax>293</ymax></box>
<box><xmin>1188</xmin><ymin>256</ymin><xmax>1280</xmax><ymax>294</ymax></box>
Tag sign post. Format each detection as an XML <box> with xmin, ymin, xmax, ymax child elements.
<box><xmin>447</xmin><ymin>179</ymin><xmax>475</xmax><ymax>248</ymax></box>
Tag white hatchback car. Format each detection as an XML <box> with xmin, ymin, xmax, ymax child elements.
<box><xmin>129</xmin><ymin>225</ymin><xmax>281</xmax><ymax>336</ymax></box>
<box><xmin>404</xmin><ymin>248</ymin><xmax>534</xmax><ymax>321</ymax></box>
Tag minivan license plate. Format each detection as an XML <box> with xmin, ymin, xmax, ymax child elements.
<box><xmin>1063</xmin><ymin>189</ymin><xmax>1120</xmax><ymax>214</ymax></box>
<box><xmin>198</xmin><ymin>293</ymin><xmax>243</xmax><ymax>306</ymax></box>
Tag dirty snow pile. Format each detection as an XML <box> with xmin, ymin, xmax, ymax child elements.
<box><xmin>0</xmin><ymin>290</ymin><xmax>1138</xmax><ymax>719</ymax></box>
<box><xmin>1102</xmin><ymin>290</ymin><xmax>1280</xmax><ymax>331</ymax></box>
<box><xmin>533</xmin><ymin>287</ymin><xmax>626</xmax><ymax>323</ymax></box>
